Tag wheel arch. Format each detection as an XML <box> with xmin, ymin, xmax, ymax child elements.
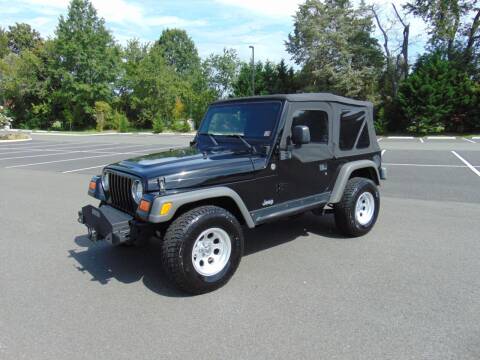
<box><xmin>174</xmin><ymin>197</ymin><xmax>248</xmax><ymax>227</ymax></box>
<box><xmin>329</xmin><ymin>160</ymin><xmax>380</xmax><ymax>204</ymax></box>
<box><xmin>149</xmin><ymin>187</ymin><xmax>255</xmax><ymax>228</ymax></box>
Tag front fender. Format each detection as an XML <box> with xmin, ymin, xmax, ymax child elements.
<box><xmin>144</xmin><ymin>187</ymin><xmax>256</xmax><ymax>228</ymax></box>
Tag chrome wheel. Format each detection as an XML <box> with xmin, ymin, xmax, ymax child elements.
<box><xmin>192</xmin><ymin>227</ymin><xmax>232</xmax><ymax>276</ymax></box>
<box><xmin>355</xmin><ymin>192</ymin><xmax>375</xmax><ymax>226</ymax></box>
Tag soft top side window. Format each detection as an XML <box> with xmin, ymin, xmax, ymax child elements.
<box><xmin>339</xmin><ymin>110</ymin><xmax>366</xmax><ymax>150</ymax></box>
<box><xmin>291</xmin><ymin>110</ymin><xmax>329</xmax><ymax>144</ymax></box>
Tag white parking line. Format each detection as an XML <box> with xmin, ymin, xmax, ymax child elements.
<box><xmin>377</xmin><ymin>138</ymin><xmax>383</xmax><ymax>142</ymax></box>
<box><xmin>419</xmin><ymin>138</ymin><xmax>424</xmax><ymax>143</ymax></box>
<box><xmin>59</xmin><ymin>146</ymin><xmax>185</xmax><ymax>173</ymax></box>
<box><xmin>62</xmin><ymin>164</ymin><xmax>109</xmax><ymax>173</ymax></box>
<box><xmin>451</xmin><ymin>151</ymin><xmax>480</xmax><ymax>177</ymax></box>
<box><xmin>5</xmin><ymin>153</ymin><xmax>129</xmax><ymax>168</ymax></box>
<box><xmin>123</xmin><ymin>146</ymin><xmax>185</xmax><ymax>154</ymax></box>
<box><xmin>381</xmin><ymin>149</ymin><xmax>386</xmax><ymax>157</ymax></box>
<box><xmin>384</xmin><ymin>163</ymin><xmax>467</xmax><ymax>168</ymax></box>
<box><xmin>463</xmin><ymin>138</ymin><xmax>476</xmax><ymax>143</ymax></box>
<box><xmin>0</xmin><ymin>142</ymin><xmax>114</xmax><ymax>154</ymax></box>
<box><xmin>0</xmin><ymin>150</ymin><xmax>121</xmax><ymax>161</ymax></box>
<box><xmin>5</xmin><ymin>146</ymin><xmax>184</xmax><ymax>169</ymax></box>
<box><xmin>7</xmin><ymin>142</ymin><xmax>161</xmax><ymax>154</ymax></box>
<box><xmin>388</xmin><ymin>136</ymin><xmax>415</xmax><ymax>139</ymax></box>
<box><xmin>427</xmin><ymin>136</ymin><xmax>456</xmax><ymax>140</ymax></box>
<box><xmin>0</xmin><ymin>140</ymin><xmax>96</xmax><ymax>151</ymax></box>
<box><xmin>0</xmin><ymin>145</ymin><xmax>120</xmax><ymax>155</ymax></box>
<box><xmin>0</xmin><ymin>143</ymin><xmax>155</xmax><ymax>158</ymax></box>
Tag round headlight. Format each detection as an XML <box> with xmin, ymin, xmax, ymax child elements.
<box><xmin>101</xmin><ymin>172</ymin><xmax>109</xmax><ymax>191</ymax></box>
<box><xmin>131</xmin><ymin>180</ymin><xmax>143</xmax><ymax>204</ymax></box>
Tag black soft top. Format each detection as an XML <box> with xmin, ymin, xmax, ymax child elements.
<box><xmin>214</xmin><ymin>93</ymin><xmax>372</xmax><ymax>108</ymax></box>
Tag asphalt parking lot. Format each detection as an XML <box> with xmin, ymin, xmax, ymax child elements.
<box><xmin>1</xmin><ymin>133</ymin><xmax>480</xmax><ymax>359</ymax></box>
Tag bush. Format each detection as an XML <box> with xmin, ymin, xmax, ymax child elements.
<box><xmin>0</xmin><ymin>112</ymin><xmax>12</xmax><ymax>128</ymax></box>
<box><xmin>94</xmin><ymin>101</ymin><xmax>112</xmax><ymax>132</ymax></box>
<box><xmin>0</xmin><ymin>133</ymin><xmax>30</xmax><ymax>140</ymax></box>
<box><xmin>171</xmin><ymin>120</ymin><xmax>191</xmax><ymax>133</ymax></box>
<box><xmin>112</xmin><ymin>111</ymin><xmax>130</xmax><ymax>133</ymax></box>
<box><xmin>152</xmin><ymin>115</ymin><xmax>165</xmax><ymax>133</ymax></box>
<box><xmin>51</xmin><ymin>120</ymin><xmax>63</xmax><ymax>130</ymax></box>
<box><xmin>374</xmin><ymin>108</ymin><xmax>388</xmax><ymax>135</ymax></box>
<box><xmin>397</xmin><ymin>53</ymin><xmax>479</xmax><ymax>135</ymax></box>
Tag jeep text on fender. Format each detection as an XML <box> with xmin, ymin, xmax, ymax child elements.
<box><xmin>78</xmin><ymin>93</ymin><xmax>387</xmax><ymax>294</ymax></box>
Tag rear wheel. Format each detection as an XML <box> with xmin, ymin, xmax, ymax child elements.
<box><xmin>161</xmin><ymin>205</ymin><xmax>244</xmax><ymax>294</ymax></box>
<box><xmin>334</xmin><ymin>177</ymin><xmax>380</xmax><ymax>237</ymax></box>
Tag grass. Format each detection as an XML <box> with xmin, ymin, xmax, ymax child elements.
<box><xmin>0</xmin><ymin>133</ymin><xmax>31</xmax><ymax>140</ymax></box>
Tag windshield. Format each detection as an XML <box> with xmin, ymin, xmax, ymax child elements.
<box><xmin>198</xmin><ymin>101</ymin><xmax>282</xmax><ymax>141</ymax></box>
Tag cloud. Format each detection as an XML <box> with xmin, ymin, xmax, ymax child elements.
<box><xmin>0</xmin><ymin>0</ymin><xmax>428</xmax><ymax>63</ymax></box>
<box><xmin>144</xmin><ymin>16</ymin><xmax>208</xmax><ymax>28</ymax></box>
<box><xmin>9</xmin><ymin>0</ymin><xmax>207</xmax><ymax>28</ymax></box>
<box><xmin>213</xmin><ymin>0</ymin><xmax>302</xmax><ymax>18</ymax></box>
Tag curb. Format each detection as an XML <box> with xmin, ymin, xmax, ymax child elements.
<box><xmin>28</xmin><ymin>131</ymin><xmax>195</xmax><ymax>137</ymax></box>
<box><xmin>0</xmin><ymin>136</ymin><xmax>32</xmax><ymax>143</ymax></box>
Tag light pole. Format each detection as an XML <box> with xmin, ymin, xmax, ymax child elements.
<box><xmin>249</xmin><ymin>45</ymin><xmax>255</xmax><ymax>96</ymax></box>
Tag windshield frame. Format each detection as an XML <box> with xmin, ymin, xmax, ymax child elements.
<box><xmin>197</xmin><ymin>100</ymin><xmax>285</xmax><ymax>144</ymax></box>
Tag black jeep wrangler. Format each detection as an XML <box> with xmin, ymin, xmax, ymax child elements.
<box><xmin>79</xmin><ymin>93</ymin><xmax>386</xmax><ymax>294</ymax></box>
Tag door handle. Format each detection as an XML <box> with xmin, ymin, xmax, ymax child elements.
<box><xmin>319</xmin><ymin>163</ymin><xmax>327</xmax><ymax>171</ymax></box>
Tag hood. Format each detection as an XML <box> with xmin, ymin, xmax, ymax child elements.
<box><xmin>106</xmin><ymin>146</ymin><xmax>257</xmax><ymax>191</ymax></box>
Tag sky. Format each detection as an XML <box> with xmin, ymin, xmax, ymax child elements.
<box><xmin>0</xmin><ymin>0</ymin><xmax>427</xmax><ymax>63</ymax></box>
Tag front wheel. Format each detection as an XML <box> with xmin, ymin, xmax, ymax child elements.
<box><xmin>161</xmin><ymin>206</ymin><xmax>244</xmax><ymax>294</ymax></box>
<box><xmin>334</xmin><ymin>177</ymin><xmax>380</xmax><ymax>237</ymax></box>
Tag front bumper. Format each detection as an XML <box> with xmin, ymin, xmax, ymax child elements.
<box><xmin>78</xmin><ymin>205</ymin><xmax>133</xmax><ymax>245</ymax></box>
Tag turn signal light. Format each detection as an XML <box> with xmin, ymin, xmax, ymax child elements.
<box><xmin>89</xmin><ymin>181</ymin><xmax>96</xmax><ymax>191</ymax></box>
<box><xmin>139</xmin><ymin>199</ymin><xmax>151</xmax><ymax>212</ymax></box>
<box><xmin>160</xmin><ymin>202</ymin><xmax>173</xmax><ymax>216</ymax></box>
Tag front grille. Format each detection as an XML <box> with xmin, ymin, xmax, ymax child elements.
<box><xmin>108</xmin><ymin>172</ymin><xmax>137</xmax><ymax>215</ymax></box>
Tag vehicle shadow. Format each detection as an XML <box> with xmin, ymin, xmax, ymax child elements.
<box><xmin>68</xmin><ymin>212</ymin><xmax>343</xmax><ymax>297</ymax></box>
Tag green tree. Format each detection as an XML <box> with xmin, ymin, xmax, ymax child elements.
<box><xmin>233</xmin><ymin>61</ymin><xmax>257</xmax><ymax>97</ymax></box>
<box><xmin>204</xmin><ymin>48</ymin><xmax>240</xmax><ymax>98</ymax></box>
<box><xmin>156</xmin><ymin>28</ymin><xmax>200</xmax><ymax>75</ymax></box>
<box><xmin>274</xmin><ymin>59</ymin><xmax>297</xmax><ymax>94</ymax></box>
<box><xmin>7</xmin><ymin>23</ymin><xmax>42</xmax><ymax>54</ymax></box>
<box><xmin>52</xmin><ymin>0</ymin><xmax>120</xmax><ymax>129</ymax></box>
<box><xmin>405</xmin><ymin>0</ymin><xmax>480</xmax><ymax>64</ymax></box>
<box><xmin>0</xmin><ymin>49</ymin><xmax>49</xmax><ymax>128</ymax></box>
<box><xmin>94</xmin><ymin>101</ymin><xmax>112</xmax><ymax>131</ymax></box>
<box><xmin>117</xmin><ymin>39</ymin><xmax>148</xmax><ymax>127</ymax></box>
<box><xmin>132</xmin><ymin>44</ymin><xmax>181</xmax><ymax>128</ymax></box>
<box><xmin>233</xmin><ymin>60</ymin><xmax>299</xmax><ymax>97</ymax></box>
<box><xmin>0</xmin><ymin>28</ymin><xmax>9</xmax><ymax>58</ymax></box>
<box><xmin>286</xmin><ymin>0</ymin><xmax>384</xmax><ymax>101</ymax></box>
<box><xmin>397</xmin><ymin>53</ymin><xmax>479</xmax><ymax>134</ymax></box>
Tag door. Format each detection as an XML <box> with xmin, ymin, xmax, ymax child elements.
<box><xmin>276</xmin><ymin>102</ymin><xmax>334</xmax><ymax>203</ymax></box>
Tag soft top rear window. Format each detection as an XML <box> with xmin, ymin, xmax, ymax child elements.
<box><xmin>339</xmin><ymin>110</ymin><xmax>366</xmax><ymax>150</ymax></box>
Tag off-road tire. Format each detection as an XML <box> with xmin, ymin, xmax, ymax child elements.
<box><xmin>334</xmin><ymin>177</ymin><xmax>380</xmax><ymax>237</ymax></box>
<box><xmin>161</xmin><ymin>205</ymin><xmax>244</xmax><ymax>295</ymax></box>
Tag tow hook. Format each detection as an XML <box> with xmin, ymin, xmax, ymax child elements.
<box><xmin>77</xmin><ymin>210</ymin><xmax>84</xmax><ymax>224</ymax></box>
<box><xmin>88</xmin><ymin>227</ymin><xmax>98</xmax><ymax>242</ymax></box>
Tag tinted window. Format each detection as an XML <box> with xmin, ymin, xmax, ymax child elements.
<box><xmin>199</xmin><ymin>102</ymin><xmax>282</xmax><ymax>139</ymax></box>
<box><xmin>339</xmin><ymin>110</ymin><xmax>366</xmax><ymax>150</ymax></box>
<box><xmin>292</xmin><ymin>110</ymin><xmax>329</xmax><ymax>144</ymax></box>
<box><xmin>357</xmin><ymin>124</ymin><xmax>370</xmax><ymax>148</ymax></box>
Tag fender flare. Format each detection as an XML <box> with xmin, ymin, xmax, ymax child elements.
<box><xmin>329</xmin><ymin>160</ymin><xmax>380</xmax><ymax>203</ymax></box>
<box><xmin>148</xmin><ymin>186</ymin><xmax>256</xmax><ymax>228</ymax></box>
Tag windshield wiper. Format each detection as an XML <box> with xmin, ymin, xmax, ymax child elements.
<box><xmin>197</xmin><ymin>132</ymin><xmax>219</xmax><ymax>146</ymax></box>
<box><xmin>224</xmin><ymin>134</ymin><xmax>256</xmax><ymax>154</ymax></box>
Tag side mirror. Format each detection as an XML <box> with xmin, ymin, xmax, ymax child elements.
<box><xmin>292</xmin><ymin>125</ymin><xmax>310</xmax><ymax>145</ymax></box>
